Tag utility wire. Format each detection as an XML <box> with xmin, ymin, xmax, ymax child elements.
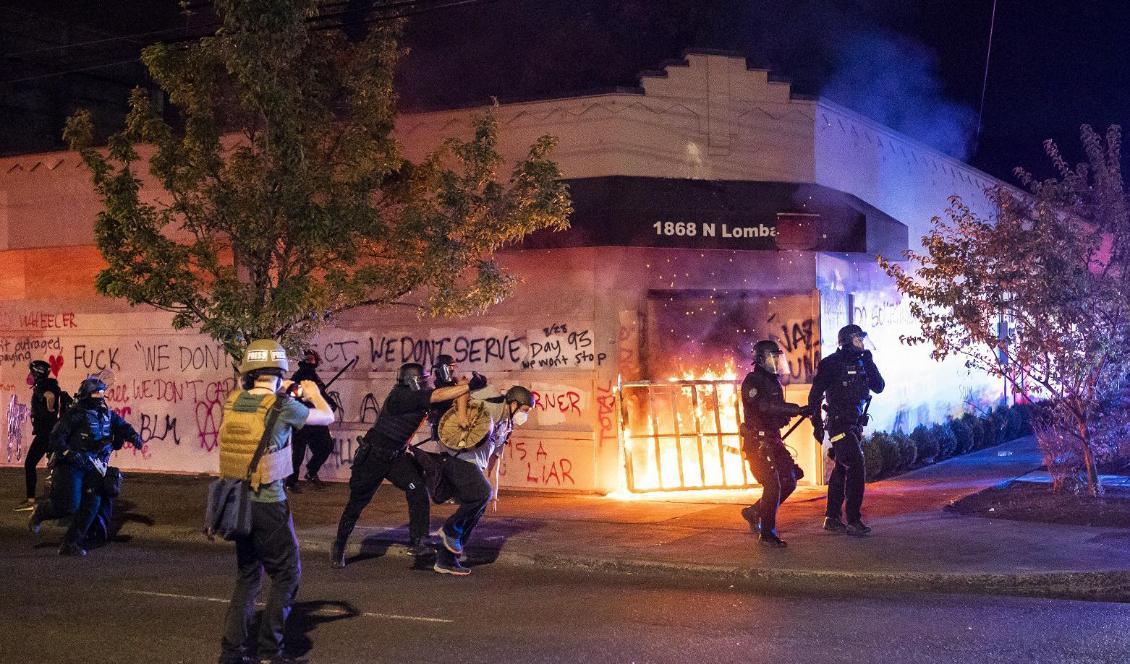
<box><xmin>976</xmin><ymin>0</ymin><xmax>998</xmax><ymax>142</ymax></box>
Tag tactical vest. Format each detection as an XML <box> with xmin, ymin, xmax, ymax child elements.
<box><xmin>218</xmin><ymin>391</ymin><xmax>294</xmax><ymax>490</ymax></box>
<box><xmin>31</xmin><ymin>380</ymin><xmax>63</xmax><ymax>436</ymax></box>
<box><xmin>366</xmin><ymin>386</ymin><xmax>427</xmax><ymax>450</ymax></box>
<box><xmin>826</xmin><ymin>352</ymin><xmax>871</xmax><ymax>418</ymax></box>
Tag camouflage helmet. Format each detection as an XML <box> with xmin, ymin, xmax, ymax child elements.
<box><xmin>504</xmin><ymin>385</ymin><xmax>535</xmax><ymax>408</ymax></box>
<box><xmin>238</xmin><ymin>339</ymin><xmax>289</xmax><ymax>375</ymax></box>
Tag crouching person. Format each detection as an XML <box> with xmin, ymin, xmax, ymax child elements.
<box><xmin>28</xmin><ymin>376</ymin><xmax>140</xmax><ymax>556</ymax></box>
<box><xmin>218</xmin><ymin>340</ymin><xmax>334</xmax><ymax>664</ymax></box>
<box><xmin>434</xmin><ymin>385</ymin><xmax>534</xmax><ymax>576</ymax></box>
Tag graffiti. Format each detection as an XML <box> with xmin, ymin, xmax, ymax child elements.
<box><xmin>18</xmin><ymin>312</ymin><xmax>77</xmax><ymax>329</ymax></box>
<box><xmin>617</xmin><ymin>311</ymin><xmax>642</xmax><ymax>380</ymax></box>
<box><xmin>326</xmin><ymin>391</ymin><xmax>344</xmax><ymax>419</ymax></box>
<box><xmin>531</xmin><ymin>389</ymin><xmax>583</xmax><ymax>417</ymax></box>
<box><xmin>521</xmin><ymin>324</ymin><xmax>601</xmax><ymax>370</ymax></box>
<box><xmin>370</xmin><ymin>334</ymin><xmax>526</xmax><ymax>368</ymax></box>
<box><xmin>0</xmin><ymin>336</ymin><xmax>62</xmax><ymax>368</ymax></box>
<box><xmin>178</xmin><ymin>343</ymin><xmax>227</xmax><ymax>371</ymax></box>
<box><xmin>502</xmin><ymin>440</ymin><xmax>576</xmax><ymax>487</ymax></box>
<box><xmin>6</xmin><ymin>395</ymin><xmax>29</xmax><ymax>462</ymax></box>
<box><xmin>48</xmin><ymin>354</ymin><xmax>64</xmax><ymax>377</ymax></box>
<box><xmin>359</xmin><ymin>393</ymin><xmax>381</xmax><ymax>423</ymax></box>
<box><xmin>323</xmin><ymin>340</ymin><xmax>362</xmax><ymax>365</ymax></box>
<box><xmin>777</xmin><ymin>318</ymin><xmax>819</xmax><ymax>381</ymax></box>
<box><xmin>74</xmin><ymin>344</ymin><xmax>121</xmax><ymax>372</ymax></box>
<box><xmin>194</xmin><ymin>399</ymin><xmax>223</xmax><ymax>452</ymax></box>
<box><xmin>139</xmin><ymin>412</ymin><xmax>182</xmax><ymax>446</ymax></box>
<box><xmin>595</xmin><ymin>381</ymin><xmax>616</xmax><ymax>448</ymax></box>
<box><xmin>328</xmin><ymin>434</ymin><xmax>361</xmax><ymax>468</ymax></box>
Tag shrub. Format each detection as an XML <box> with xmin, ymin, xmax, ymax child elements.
<box><xmin>910</xmin><ymin>424</ymin><xmax>939</xmax><ymax>464</ymax></box>
<box><xmin>933</xmin><ymin>423</ymin><xmax>957</xmax><ymax>459</ymax></box>
<box><xmin>862</xmin><ymin>434</ymin><xmax>884</xmax><ymax>481</ymax></box>
<box><xmin>871</xmin><ymin>431</ymin><xmax>902</xmax><ymax>475</ymax></box>
<box><xmin>961</xmin><ymin>413</ymin><xmax>986</xmax><ymax>450</ymax></box>
<box><xmin>949</xmin><ymin>418</ymin><xmax>974</xmax><ymax>455</ymax></box>
<box><xmin>895</xmin><ymin>431</ymin><xmax>918</xmax><ymax>468</ymax></box>
<box><xmin>983</xmin><ymin>407</ymin><xmax>1006</xmax><ymax>447</ymax></box>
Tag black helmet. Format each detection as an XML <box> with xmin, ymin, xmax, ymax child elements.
<box><xmin>504</xmin><ymin>385</ymin><xmax>535</xmax><ymax>408</ymax></box>
<box><xmin>431</xmin><ymin>354</ymin><xmax>456</xmax><ymax>386</ymax></box>
<box><xmin>753</xmin><ymin>339</ymin><xmax>783</xmax><ymax>364</ymax></box>
<box><xmin>397</xmin><ymin>363</ymin><xmax>429</xmax><ymax>391</ymax></box>
<box><xmin>28</xmin><ymin>360</ymin><xmax>51</xmax><ymax>379</ymax></box>
<box><xmin>300</xmin><ymin>348</ymin><xmax>321</xmax><ymax>368</ymax></box>
<box><xmin>837</xmin><ymin>324</ymin><xmax>867</xmax><ymax>347</ymax></box>
<box><xmin>78</xmin><ymin>376</ymin><xmax>107</xmax><ymax>399</ymax></box>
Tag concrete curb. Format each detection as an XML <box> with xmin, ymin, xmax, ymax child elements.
<box><xmin>8</xmin><ymin>520</ymin><xmax>1129</xmax><ymax>603</ymax></box>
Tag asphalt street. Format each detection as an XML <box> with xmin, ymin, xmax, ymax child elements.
<box><xmin>2</xmin><ymin>530</ymin><xmax>1128</xmax><ymax>664</ymax></box>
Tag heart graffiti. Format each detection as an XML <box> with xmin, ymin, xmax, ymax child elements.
<box><xmin>47</xmin><ymin>355</ymin><xmax>64</xmax><ymax>377</ymax></box>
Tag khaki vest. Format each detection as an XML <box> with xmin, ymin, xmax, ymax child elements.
<box><xmin>218</xmin><ymin>391</ymin><xmax>294</xmax><ymax>490</ymax></box>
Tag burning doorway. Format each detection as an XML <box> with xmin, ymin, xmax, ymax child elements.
<box><xmin>617</xmin><ymin>290</ymin><xmax>821</xmax><ymax>492</ymax></box>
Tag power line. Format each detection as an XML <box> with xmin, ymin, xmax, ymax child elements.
<box><xmin>976</xmin><ymin>0</ymin><xmax>998</xmax><ymax>142</ymax></box>
<box><xmin>1</xmin><ymin>0</ymin><xmax>502</xmax><ymax>85</ymax></box>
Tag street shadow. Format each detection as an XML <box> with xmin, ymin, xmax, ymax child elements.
<box><xmin>461</xmin><ymin>519</ymin><xmax>544</xmax><ymax>567</ymax></box>
<box><xmin>281</xmin><ymin>599</ymin><xmax>362</xmax><ymax>658</ymax></box>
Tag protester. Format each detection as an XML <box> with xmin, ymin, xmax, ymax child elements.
<box><xmin>16</xmin><ymin>360</ymin><xmax>67</xmax><ymax>512</ymax></box>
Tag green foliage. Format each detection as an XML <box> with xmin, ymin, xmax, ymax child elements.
<box><xmin>948</xmin><ymin>418</ymin><xmax>974</xmax><ymax>455</ymax></box>
<box><xmin>862</xmin><ymin>435</ymin><xmax>884</xmax><ymax>481</ymax></box>
<box><xmin>881</xmin><ymin>125</ymin><xmax>1130</xmax><ymax>496</ymax></box>
<box><xmin>64</xmin><ymin>0</ymin><xmax>570</xmax><ymax>360</ymax></box>
<box><xmin>933</xmin><ymin>422</ymin><xmax>957</xmax><ymax>459</ymax></box>
<box><xmin>910</xmin><ymin>424</ymin><xmax>939</xmax><ymax>463</ymax></box>
<box><xmin>870</xmin><ymin>431</ymin><xmax>901</xmax><ymax>476</ymax></box>
<box><xmin>960</xmin><ymin>413</ymin><xmax>986</xmax><ymax>450</ymax></box>
<box><xmin>895</xmin><ymin>431</ymin><xmax>918</xmax><ymax>469</ymax></box>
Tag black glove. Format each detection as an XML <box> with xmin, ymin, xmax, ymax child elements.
<box><xmin>468</xmin><ymin>372</ymin><xmax>488</xmax><ymax>391</ymax></box>
<box><xmin>812</xmin><ymin>421</ymin><xmax>825</xmax><ymax>444</ymax></box>
<box><xmin>861</xmin><ymin>349</ymin><xmax>874</xmax><ymax>362</ymax></box>
<box><xmin>798</xmin><ymin>404</ymin><xmax>814</xmax><ymax>418</ymax></box>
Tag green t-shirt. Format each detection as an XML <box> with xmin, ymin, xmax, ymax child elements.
<box><xmin>231</xmin><ymin>391</ymin><xmax>310</xmax><ymax>503</ymax></box>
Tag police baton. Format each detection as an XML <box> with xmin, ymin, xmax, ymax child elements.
<box><xmin>781</xmin><ymin>410</ymin><xmax>810</xmax><ymax>440</ymax></box>
<box><xmin>322</xmin><ymin>357</ymin><xmax>359</xmax><ymax>390</ymax></box>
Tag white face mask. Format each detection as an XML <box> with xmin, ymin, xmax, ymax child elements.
<box><xmin>512</xmin><ymin>410</ymin><xmax>529</xmax><ymax>427</ymax></box>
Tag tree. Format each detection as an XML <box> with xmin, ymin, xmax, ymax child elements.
<box><xmin>881</xmin><ymin>125</ymin><xmax>1130</xmax><ymax>497</ymax></box>
<box><xmin>63</xmin><ymin>0</ymin><xmax>571</xmax><ymax>361</ymax></box>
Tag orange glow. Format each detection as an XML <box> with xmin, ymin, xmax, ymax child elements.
<box><xmin>619</xmin><ymin>360</ymin><xmax>753</xmax><ymax>493</ymax></box>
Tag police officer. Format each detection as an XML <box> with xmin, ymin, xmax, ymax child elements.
<box><xmin>15</xmin><ymin>360</ymin><xmax>67</xmax><ymax>512</ymax></box>
<box><xmin>808</xmin><ymin>324</ymin><xmax>885</xmax><ymax>536</ymax></box>
<box><xmin>28</xmin><ymin>376</ymin><xmax>140</xmax><ymax>556</ymax></box>
<box><xmin>285</xmin><ymin>349</ymin><xmax>339</xmax><ymax>491</ymax></box>
<box><xmin>739</xmin><ymin>340</ymin><xmax>809</xmax><ymax>547</ymax></box>
<box><xmin>331</xmin><ymin>363</ymin><xmax>470</xmax><ymax>567</ymax></box>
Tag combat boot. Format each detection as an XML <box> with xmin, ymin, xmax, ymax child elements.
<box><xmin>758</xmin><ymin>531</ymin><xmax>787</xmax><ymax>548</ymax></box>
<box><xmin>845</xmin><ymin>520</ymin><xmax>872</xmax><ymax>536</ymax></box>
<box><xmin>330</xmin><ymin>541</ymin><xmax>346</xmax><ymax>569</ymax></box>
<box><xmin>822</xmin><ymin>516</ymin><xmax>847</xmax><ymax>533</ymax></box>
<box><xmin>740</xmin><ymin>504</ymin><xmax>761</xmax><ymax>533</ymax></box>
<box><xmin>407</xmin><ymin>537</ymin><xmax>432</xmax><ymax>557</ymax></box>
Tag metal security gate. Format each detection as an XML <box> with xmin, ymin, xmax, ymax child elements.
<box><xmin>618</xmin><ymin>379</ymin><xmax>755</xmax><ymax>492</ymax></box>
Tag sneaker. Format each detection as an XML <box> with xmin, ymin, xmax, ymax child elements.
<box><xmin>14</xmin><ymin>498</ymin><xmax>36</xmax><ymax>512</ymax></box>
<box><xmin>304</xmin><ymin>473</ymin><xmax>325</xmax><ymax>489</ymax></box>
<box><xmin>433</xmin><ymin>558</ymin><xmax>471</xmax><ymax>576</ymax></box>
<box><xmin>284</xmin><ymin>480</ymin><xmax>303</xmax><ymax>494</ymax></box>
<box><xmin>758</xmin><ymin>532</ymin><xmax>787</xmax><ymax>548</ymax></box>
<box><xmin>59</xmin><ymin>542</ymin><xmax>88</xmax><ymax>557</ymax></box>
<box><xmin>330</xmin><ymin>541</ymin><xmax>346</xmax><ymax>569</ymax></box>
<box><xmin>740</xmin><ymin>505</ymin><xmax>761</xmax><ymax>534</ymax></box>
<box><xmin>822</xmin><ymin>516</ymin><xmax>847</xmax><ymax>533</ymax></box>
<box><xmin>439</xmin><ymin>529</ymin><xmax>463</xmax><ymax>556</ymax></box>
<box><xmin>845</xmin><ymin>520</ymin><xmax>872</xmax><ymax>537</ymax></box>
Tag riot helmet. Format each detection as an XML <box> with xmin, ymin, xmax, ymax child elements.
<box><xmin>837</xmin><ymin>324</ymin><xmax>868</xmax><ymax>350</ymax></box>
<box><xmin>299</xmin><ymin>348</ymin><xmax>321</xmax><ymax>369</ymax></box>
<box><xmin>431</xmin><ymin>354</ymin><xmax>457</xmax><ymax>386</ymax></box>
<box><xmin>397</xmin><ymin>363</ymin><xmax>429</xmax><ymax>391</ymax></box>
<box><xmin>28</xmin><ymin>360</ymin><xmax>51</xmax><ymax>380</ymax></box>
<box><xmin>753</xmin><ymin>339</ymin><xmax>788</xmax><ymax>375</ymax></box>
<box><xmin>77</xmin><ymin>376</ymin><xmax>107</xmax><ymax>400</ymax></box>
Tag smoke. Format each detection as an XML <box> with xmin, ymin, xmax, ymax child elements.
<box><xmin>821</xmin><ymin>30</ymin><xmax>977</xmax><ymax>160</ymax></box>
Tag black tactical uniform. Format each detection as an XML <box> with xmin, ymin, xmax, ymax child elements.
<box><xmin>332</xmin><ymin>364</ymin><xmax>432</xmax><ymax>566</ymax></box>
<box><xmin>286</xmin><ymin>351</ymin><xmax>338</xmax><ymax>490</ymax></box>
<box><xmin>21</xmin><ymin>360</ymin><xmax>66</xmax><ymax>506</ymax></box>
<box><xmin>739</xmin><ymin>340</ymin><xmax>806</xmax><ymax>547</ymax></box>
<box><xmin>808</xmin><ymin>325</ymin><xmax>885</xmax><ymax>535</ymax></box>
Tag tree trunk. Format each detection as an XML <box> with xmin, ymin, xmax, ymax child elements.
<box><xmin>1076</xmin><ymin>419</ymin><xmax>1102</xmax><ymax>498</ymax></box>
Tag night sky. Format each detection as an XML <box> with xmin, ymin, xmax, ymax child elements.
<box><xmin>2</xmin><ymin>0</ymin><xmax>1129</xmax><ymax>184</ymax></box>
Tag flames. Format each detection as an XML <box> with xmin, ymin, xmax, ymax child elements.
<box><xmin>618</xmin><ymin>359</ymin><xmax>751</xmax><ymax>493</ymax></box>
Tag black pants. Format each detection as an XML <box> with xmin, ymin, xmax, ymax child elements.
<box><xmin>24</xmin><ymin>432</ymin><xmax>52</xmax><ymax>499</ymax></box>
<box><xmin>334</xmin><ymin>446</ymin><xmax>430</xmax><ymax>546</ymax></box>
<box><xmin>745</xmin><ymin>439</ymin><xmax>797</xmax><ymax>535</ymax></box>
<box><xmin>220</xmin><ymin>501</ymin><xmax>301</xmax><ymax>662</ymax></box>
<box><xmin>33</xmin><ymin>461</ymin><xmax>103</xmax><ymax>545</ymax></box>
<box><xmin>436</xmin><ymin>456</ymin><xmax>491</xmax><ymax>564</ymax></box>
<box><xmin>826</xmin><ymin>426</ymin><xmax>866</xmax><ymax>523</ymax></box>
<box><xmin>289</xmin><ymin>425</ymin><xmax>334</xmax><ymax>482</ymax></box>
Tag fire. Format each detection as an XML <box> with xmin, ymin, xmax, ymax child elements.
<box><xmin>618</xmin><ymin>359</ymin><xmax>752</xmax><ymax>493</ymax></box>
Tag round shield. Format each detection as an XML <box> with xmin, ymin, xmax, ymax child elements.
<box><xmin>437</xmin><ymin>400</ymin><xmax>491</xmax><ymax>451</ymax></box>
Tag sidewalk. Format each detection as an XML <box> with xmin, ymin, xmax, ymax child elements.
<box><xmin>5</xmin><ymin>436</ymin><xmax>1130</xmax><ymax>601</ymax></box>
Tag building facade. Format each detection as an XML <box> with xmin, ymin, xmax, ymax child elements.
<box><xmin>0</xmin><ymin>53</ymin><xmax>1000</xmax><ymax>493</ymax></box>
